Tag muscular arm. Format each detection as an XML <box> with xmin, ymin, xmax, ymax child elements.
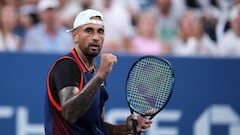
<box><xmin>56</xmin><ymin>53</ymin><xmax>117</xmax><ymax>123</ymax></box>
<box><xmin>59</xmin><ymin>73</ymin><xmax>104</xmax><ymax>123</ymax></box>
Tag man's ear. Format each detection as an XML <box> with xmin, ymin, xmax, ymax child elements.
<box><xmin>72</xmin><ymin>31</ymin><xmax>78</xmax><ymax>42</ymax></box>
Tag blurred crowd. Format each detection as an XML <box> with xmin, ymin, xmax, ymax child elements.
<box><xmin>0</xmin><ymin>0</ymin><xmax>240</xmax><ymax>57</ymax></box>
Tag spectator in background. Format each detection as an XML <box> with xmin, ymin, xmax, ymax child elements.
<box><xmin>115</xmin><ymin>0</ymin><xmax>141</xmax><ymax>27</ymax></box>
<box><xmin>218</xmin><ymin>5</ymin><xmax>240</xmax><ymax>57</ymax></box>
<box><xmin>0</xmin><ymin>4</ymin><xmax>21</xmax><ymax>51</ymax></box>
<box><xmin>23</xmin><ymin>0</ymin><xmax>73</xmax><ymax>53</ymax></box>
<box><xmin>171</xmin><ymin>10</ymin><xmax>216</xmax><ymax>57</ymax></box>
<box><xmin>148</xmin><ymin>0</ymin><xmax>185</xmax><ymax>45</ymax></box>
<box><xmin>58</xmin><ymin>0</ymin><xmax>81</xmax><ymax>28</ymax></box>
<box><xmin>131</xmin><ymin>12</ymin><xmax>168</xmax><ymax>55</ymax></box>
<box><xmin>58</xmin><ymin>0</ymin><xmax>94</xmax><ymax>28</ymax></box>
<box><xmin>185</xmin><ymin>0</ymin><xmax>233</xmax><ymax>42</ymax></box>
<box><xmin>14</xmin><ymin>4</ymin><xmax>38</xmax><ymax>41</ymax></box>
<box><xmin>215</xmin><ymin>0</ymin><xmax>239</xmax><ymax>42</ymax></box>
<box><xmin>96</xmin><ymin>0</ymin><xmax>134</xmax><ymax>54</ymax></box>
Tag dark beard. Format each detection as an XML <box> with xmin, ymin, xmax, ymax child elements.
<box><xmin>87</xmin><ymin>52</ymin><xmax>98</xmax><ymax>58</ymax></box>
<box><xmin>83</xmin><ymin>46</ymin><xmax>101</xmax><ymax>58</ymax></box>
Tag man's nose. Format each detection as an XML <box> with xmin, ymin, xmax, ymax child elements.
<box><xmin>92</xmin><ymin>33</ymin><xmax>100</xmax><ymax>41</ymax></box>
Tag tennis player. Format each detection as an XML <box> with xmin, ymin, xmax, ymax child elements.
<box><xmin>44</xmin><ymin>9</ymin><xmax>152</xmax><ymax>135</ymax></box>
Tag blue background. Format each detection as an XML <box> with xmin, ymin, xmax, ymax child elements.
<box><xmin>0</xmin><ymin>52</ymin><xmax>239</xmax><ymax>135</ymax></box>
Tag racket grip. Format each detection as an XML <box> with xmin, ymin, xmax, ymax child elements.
<box><xmin>132</xmin><ymin>119</ymin><xmax>137</xmax><ymax>134</ymax></box>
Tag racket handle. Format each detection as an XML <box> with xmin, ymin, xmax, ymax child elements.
<box><xmin>133</xmin><ymin>119</ymin><xmax>143</xmax><ymax>135</ymax></box>
<box><xmin>132</xmin><ymin>119</ymin><xmax>137</xmax><ymax>134</ymax></box>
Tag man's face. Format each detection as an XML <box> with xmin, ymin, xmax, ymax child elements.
<box><xmin>40</xmin><ymin>8</ymin><xmax>59</xmax><ymax>28</ymax></box>
<box><xmin>73</xmin><ymin>19</ymin><xmax>105</xmax><ymax>57</ymax></box>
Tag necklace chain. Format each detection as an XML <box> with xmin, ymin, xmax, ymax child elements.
<box><xmin>77</xmin><ymin>53</ymin><xmax>93</xmax><ymax>72</ymax></box>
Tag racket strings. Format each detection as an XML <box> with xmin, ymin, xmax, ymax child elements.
<box><xmin>127</xmin><ymin>57</ymin><xmax>174</xmax><ymax>114</ymax></box>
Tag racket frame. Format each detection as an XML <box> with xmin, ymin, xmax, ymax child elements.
<box><xmin>125</xmin><ymin>55</ymin><xmax>175</xmax><ymax>120</ymax></box>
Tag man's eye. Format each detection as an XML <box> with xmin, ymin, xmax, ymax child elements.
<box><xmin>85</xmin><ymin>28</ymin><xmax>93</xmax><ymax>33</ymax></box>
<box><xmin>98</xmin><ymin>30</ymin><xmax>104</xmax><ymax>35</ymax></box>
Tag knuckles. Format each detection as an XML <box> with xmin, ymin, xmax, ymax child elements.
<box><xmin>101</xmin><ymin>53</ymin><xmax>117</xmax><ymax>64</ymax></box>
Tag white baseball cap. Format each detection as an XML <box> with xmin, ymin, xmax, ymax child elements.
<box><xmin>37</xmin><ymin>0</ymin><xmax>59</xmax><ymax>12</ymax></box>
<box><xmin>66</xmin><ymin>9</ymin><xmax>104</xmax><ymax>32</ymax></box>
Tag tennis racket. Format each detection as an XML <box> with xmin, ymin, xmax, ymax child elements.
<box><xmin>125</xmin><ymin>55</ymin><xmax>175</xmax><ymax>135</ymax></box>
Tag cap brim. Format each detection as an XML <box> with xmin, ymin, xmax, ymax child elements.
<box><xmin>66</xmin><ymin>28</ymin><xmax>74</xmax><ymax>32</ymax></box>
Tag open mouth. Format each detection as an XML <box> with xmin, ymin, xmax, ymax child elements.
<box><xmin>89</xmin><ymin>43</ymin><xmax>100</xmax><ymax>50</ymax></box>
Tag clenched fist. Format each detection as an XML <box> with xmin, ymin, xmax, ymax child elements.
<box><xmin>97</xmin><ymin>53</ymin><xmax>117</xmax><ymax>79</ymax></box>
